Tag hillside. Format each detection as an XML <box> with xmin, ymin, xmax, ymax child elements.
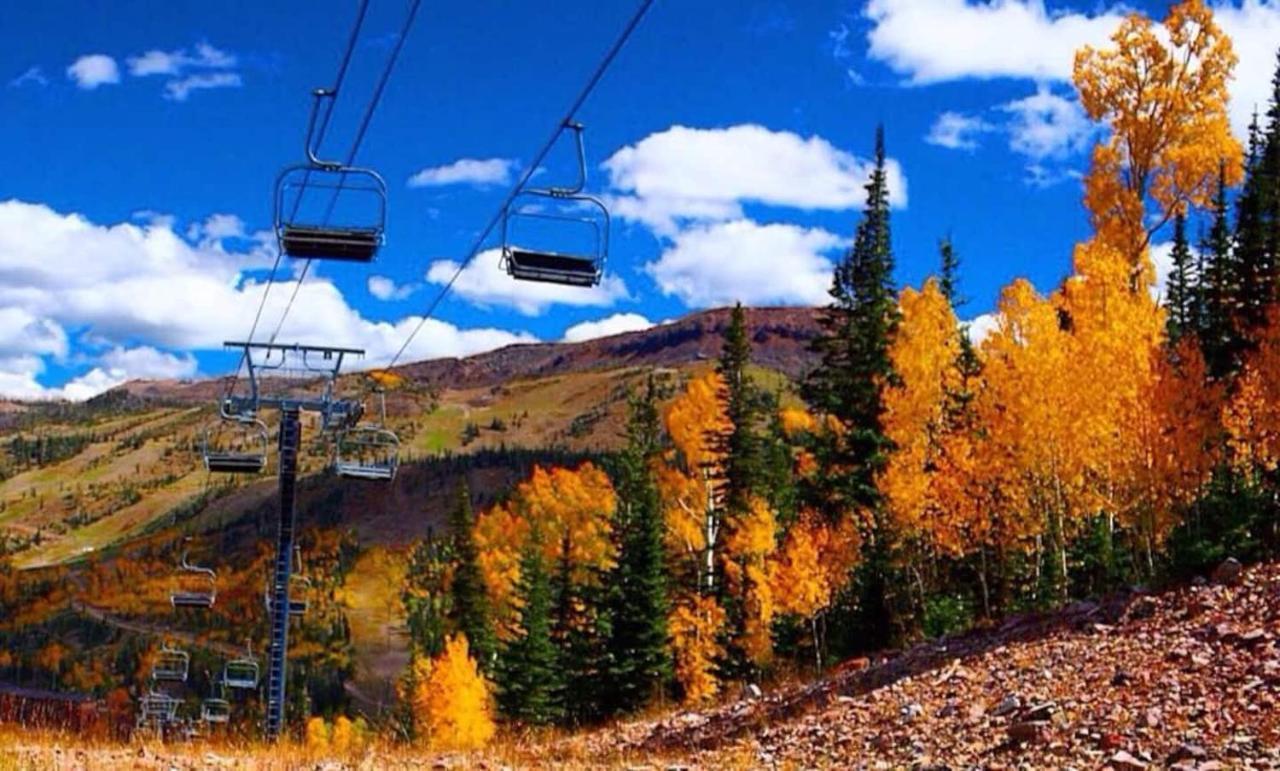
<box><xmin>0</xmin><ymin>306</ymin><xmax>818</xmax><ymax>569</ymax></box>
<box><xmin>6</xmin><ymin>558</ymin><xmax>1277</xmax><ymax>769</ymax></box>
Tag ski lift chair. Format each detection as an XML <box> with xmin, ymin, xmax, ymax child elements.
<box><xmin>170</xmin><ymin>552</ymin><xmax>217</xmax><ymax>609</ymax></box>
<box><xmin>139</xmin><ymin>690</ymin><xmax>180</xmax><ymax>724</ymax></box>
<box><xmin>223</xmin><ymin>645</ymin><xmax>260</xmax><ymax>690</ymax></box>
<box><xmin>265</xmin><ymin>574</ymin><xmax>311</xmax><ymax>617</ymax></box>
<box><xmin>203</xmin><ymin>404</ymin><xmax>269</xmax><ymax>474</ymax></box>
<box><xmin>276</xmin><ymin>89</ymin><xmax>387</xmax><ymax>262</ymax></box>
<box><xmin>200</xmin><ymin>678</ymin><xmax>231</xmax><ymax>724</ymax></box>
<box><xmin>333</xmin><ymin>389</ymin><xmax>399</xmax><ymax>481</ymax></box>
<box><xmin>501</xmin><ymin>122</ymin><xmax>608</xmax><ymax>287</ymax></box>
<box><xmin>152</xmin><ymin>644</ymin><xmax>190</xmax><ymax>682</ymax></box>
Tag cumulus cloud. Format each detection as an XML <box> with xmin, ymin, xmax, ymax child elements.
<box><xmin>367</xmin><ymin>275</ymin><xmax>419</xmax><ymax>302</ymax></box>
<box><xmin>1001</xmin><ymin>86</ymin><xmax>1093</xmax><ymax>161</ymax></box>
<box><xmin>645</xmin><ymin>220</ymin><xmax>845</xmax><ymax>308</ymax></box>
<box><xmin>562</xmin><ymin>313</ymin><xmax>654</xmax><ymax>343</ymax></box>
<box><xmin>125</xmin><ymin>42</ymin><xmax>240</xmax><ymax>100</ymax></box>
<box><xmin>0</xmin><ymin>201</ymin><xmax>535</xmax><ymax>399</ymax></box>
<box><xmin>408</xmin><ymin>158</ymin><xmax>518</xmax><ymax>188</ymax></box>
<box><xmin>603</xmin><ymin>124</ymin><xmax>908</xmax><ymax>234</ymax></box>
<box><xmin>66</xmin><ymin>55</ymin><xmax>120</xmax><ymax>89</ymax></box>
<box><xmin>863</xmin><ymin>0</ymin><xmax>1280</xmax><ymax>138</ymax></box>
<box><xmin>425</xmin><ymin>250</ymin><xmax>630</xmax><ymax>316</ymax></box>
<box><xmin>926</xmin><ymin>111</ymin><xmax>995</xmax><ymax>150</ymax></box>
<box><xmin>964</xmin><ymin>312</ymin><xmax>999</xmax><ymax>344</ymax></box>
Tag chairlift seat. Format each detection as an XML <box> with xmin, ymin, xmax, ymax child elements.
<box><xmin>140</xmin><ymin>691</ymin><xmax>180</xmax><ymax>722</ymax></box>
<box><xmin>204</xmin><ymin>451</ymin><xmax>267</xmax><ymax>474</ymax></box>
<box><xmin>171</xmin><ymin>591</ymin><xmax>215</xmax><ymax>609</ymax></box>
<box><xmin>223</xmin><ymin>660</ymin><xmax>260</xmax><ymax>690</ymax></box>
<box><xmin>506</xmin><ymin>248</ymin><xmax>600</xmax><ymax>287</ymax></box>
<box><xmin>334</xmin><ymin>460</ymin><xmax>396</xmax><ymax>481</ymax></box>
<box><xmin>281</xmin><ymin>224</ymin><xmax>380</xmax><ymax>262</ymax></box>
<box><xmin>153</xmin><ymin>647</ymin><xmax>190</xmax><ymax>682</ymax></box>
<box><xmin>201</xmin><ymin>698</ymin><xmax>231</xmax><ymax>724</ymax></box>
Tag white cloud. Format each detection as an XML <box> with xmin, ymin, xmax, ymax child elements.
<box><xmin>66</xmin><ymin>55</ymin><xmax>120</xmax><ymax>90</ymax></box>
<box><xmin>603</xmin><ymin>124</ymin><xmax>908</xmax><ymax>234</ymax></box>
<box><xmin>127</xmin><ymin>43</ymin><xmax>236</xmax><ymax>77</ymax></box>
<box><xmin>1150</xmin><ymin>241</ymin><xmax>1175</xmax><ymax>303</ymax></box>
<box><xmin>1001</xmin><ymin>86</ymin><xmax>1093</xmax><ymax>161</ymax></box>
<box><xmin>165</xmin><ymin>72</ymin><xmax>242</xmax><ymax>101</ymax></box>
<box><xmin>926</xmin><ymin>111</ymin><xmax>995</xmax><ymax>150</ymax></box>
<box><xmin>863</xmin><ymin>0</ymin><xmax>1280</xmax><ymax>138</ymax></box>
<box><xmin>0</xmin><ymin>201</ymin><xmax>535</xmax><ymax>399</ymax></box>
<box><xmin>562</xmin><ymin>313</ymin><xmax>653</xmax><ymax>343</ymax></box>
<box><xmin>645</xmin><ymin>220</ymin><xmax>845</xmax><ymax>308</ymax></box>
<box><xmin>964</xmin><ymin>312</ymin><xmax>999</xmax><ymax>344</ymax></box>
<box><xmin>425</xmin><ymin>250</ymin><xmax>629</xmax><ymax>316</ymax></box>
<box><xmin>367</xmin><ymin>275</ymin><xmax>418</xmax><ymax>301</ymax></box>
<box><xmin>408</xmin><ymin>158</ymin><xmax>518</xmax><ymax>188</ymax></box>
<box><xmin>864</xmin><ymin>0</ymin><xmax>1123</xmax><ymax>84</ymax></box>
<box><xmin>10</xmin><ymin>67</ymin><xmax>48</xmax><ymax>88</ymax></box>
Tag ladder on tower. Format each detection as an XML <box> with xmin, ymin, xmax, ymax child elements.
<box><xmin>264</xmin><ymin>407</ymin><xmax>301</xmax><ymax>740</ymax></box>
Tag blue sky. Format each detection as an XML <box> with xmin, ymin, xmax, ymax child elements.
<box><xmin>1</xmin><ymin>0</ymin><xmax>1278</xmax><ymax>398</ymax></box>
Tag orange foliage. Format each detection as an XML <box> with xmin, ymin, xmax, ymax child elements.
<box><xmin>411</xmin><ymin>634</ymin><xmax>495</xmax><ymax>750</ymax></box>
<box><xmin>770</xmin><ymin>511</ymin><xmax>860</xmax><ymax>618</ymax></box>
<box><xmin>667</xmin><ymin>594</ymin><xmax>726</xmax><ymax>704</ymax></box>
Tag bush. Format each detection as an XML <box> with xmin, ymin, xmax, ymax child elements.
<box><xmin>922</xmin><ymin>594</ymin><xmax>973</xmax><ymax>639</ymax></box>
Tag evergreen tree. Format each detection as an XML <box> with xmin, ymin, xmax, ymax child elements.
<box><xmin>938</xmin><ymin>235</ymin><xmax>964</xmax><ymax>308</ymax></box>
<box><xmin>447</xmin><ymin>482</ymin><xmax>496</xmax><ymax>674</ymax></box>
<box><xmin>606</xmin><ymin>375</ymin><xmax>671</xmax><ymax>715</ymax></box>
<box><xmin>496</xmin><ymin>532</ymin><xmax>563</xmax><ymax>724</ymax></box>
<box><xmin>1201</xmin><ymin>163</ymin><xmax>1243</xmax><ymax>378</ymax></box>
<box><xmin>403</xmin><ymin>528</ymin><xmax>452</xmax><ymax>657</ymax></box>
<box><xmin>1234</xmin><ymin>112</ymin><xmax>1274</xmax><ymax>337</ymax></box>
<box><xmin>1166</xmin><ymin>212</ymin><xmax>1196</xmax><ymax>344</ymax></box>
<box><xmin>802</xmin><ymin>125</ymin><xmax>902</xmax><ymax>651</ymax></box>
<box><xmin>715</xmin><ymin>303</ymin><xmax>765</xmax><ymax>517</ymax></box>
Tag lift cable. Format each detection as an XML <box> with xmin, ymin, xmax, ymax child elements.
<box><xmin>385</xmin><ymin>0</ymin><xmax>656</xmax><ymax>370</ymax></box>
<box><xmin>266</xmin><ymin>0</ymin><xmax>424</xmax><ymax>347</ymax></box>
<box><xmin>232</xmin><ymin>0</ymin><xmax>372</xmax><ymax>388</ymax></box>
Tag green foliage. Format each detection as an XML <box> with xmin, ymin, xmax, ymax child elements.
<box><xmin>496</xmin><ymin>533</ymin><xmax>563</xmax><ymax>725</ymax></box>
<box><xmin>1167</xmin><ymin>467</ymin><xmax>1272</xmax><ymax>578</ymax></box>
<box><xmin>448</xmin><ymin>483</ymin><xmax>496</xmax><ymax>673</ymax></box>
<box><xmin>921</xmin><ymin>593</ymin><xmax>973</xmax><ymax>640</ymax></box>
<box><xmin>403</xmin><ymin>530</ymin><xmax>452</xmax><ymax>658</ymax></box>
<box><xmin>1166</xmin><ymin>212</ymin><xmax>1197</xmax><ymax>344</ymax></box>
<box><xmin>606</xmin><ymin>376</ymin><xmax>671</xmax><ymax>715</ymax></box>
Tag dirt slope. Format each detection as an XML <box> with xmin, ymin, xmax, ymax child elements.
<box><xmin>586</xmin><ymin>560</ymin><xmax>1280</xmax><ymax>769</ymax></box>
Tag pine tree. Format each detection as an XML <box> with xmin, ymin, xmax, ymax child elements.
<box><xmin>606</xmin><ymin>375</ymin><xmax>671</xmax><ymax>715</ymax></box>
<box><xmin>495</xmin><ymin>532</ymin><xmax>563</xmax><ymax>725</ymax></box>
<box><xmin>1234</xmin><ymin>112</ymin><xmax>1274</xmax><ymax>337</ymax></box>
<box><xmin>1166</xmin><ymin>212</ymin><xmax>1196</xmax><ymax>344</ymax></box>
<box><xmin>403</xmin><ymin>528</ymin><xmax>452</xmax><ymax>657</ymax></box>
<box><xmin>715</xmin><ymin>303</ymin><xmax>765</xmax><ymax>516</ymax></box>
<box><xmin>802</xmin><ymin>125</ymin><xmax>902</xmax><ymax>651</ymax></box>
<box><xmin>1200</xmin><ymin>163</ymin><xmax>1243</xmax><ymax>378</ymax></box>
<box><xmin>448</xmin><ymin>483</ymin><xmax>496</xmax><ymax>674</ymax></box>
<box><xmin>938</xmin><ymin>235</ymin><xmax>964</xmax><ymax>308</ymax></box>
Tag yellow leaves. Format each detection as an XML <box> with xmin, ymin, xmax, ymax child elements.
<box><xmin>769</xmin><ymin>512</ymin><xmax>859</xmax><ymax>618</ymax></box>
<box><xmin>665</xmin><ymin>372</ymin><xmax>731</xmax><ymax>469</ymax></box>
<box><xmin>1074</xmin><ymin>0</ymin><xmax>1242</xmax><ymax>264</ymax></box>
<box><xmin>366</xmin><ymin>369</ymin><xmax>406</xmax><ymax>390</ymax></box>
<box><xmin>668</xmin><ymin>594</ymin><xmax>726</xmax><ymax>704</ymax></box>
<box><xmin>724</xmin><ymin>497</ymin><xmax>779</xmax><ymax>665</ymax></box>
<box><xmin>473</xmin><ymin>463</ymin><xmax>617</xmax><ymax>638</ymax></box>
<box><xmin>1224</xmin><ymin>313</ymin><xmax>1280</xmax><ymax>474</ymax></box>
<box><xmin>305</xmin><ymin>717</ymin><xmax>330</xmax><ymax>754</ymax></box>
<box><xmin>411</xmin><ymin>634</ymin><xmax>495</xmax><ymax>751</ymax></box>
<box><xmin>779</xmin><ymin>407</ymin><xmax>817</xmax><ymax>437</ymax></box>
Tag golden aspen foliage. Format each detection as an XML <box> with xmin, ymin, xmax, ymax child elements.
<box><xmin>769</xmin><ymin>511</ymin><xmax>861</xmax><ymax>618</ymax></box>
<box><xmin>881</xmin><ymin>279</ymin><xmax>961</xmax><ymax>538</ymax></box>
<box><xmin>723</xmin><ymin>496</ymin><xmax>779</xmax><ymax>664</ymax></box>
<box><xmin>473</xmin><ymin>463</ymin><xmax>617</xmax><ymax>637</ymax></box>
<box><xmin>1224</xmin><ymin>313</ymin><xmax>1280</xmax><ymax>472</ymax></box>
<box><xmin>305</xmin><ymin>716</ymin><xmax>330</xmax><ymax>753</ymax></box>
<box><xmin>1075</xmin><ymin>0</ymin><xmax>1242</xmax><ymax>266</ymax></box>
<box><xmin>413</xmin><ymin>634</ymin><xmax>495</xmax><ymax>750</ymax></box>
<box><xmin>667</xmin><ymin>594</ymin><xmax>727</xmax><ymax>704</ymax></box>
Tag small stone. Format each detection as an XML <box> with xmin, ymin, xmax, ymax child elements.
<box><xmin>1008</xmin><ymin>721</ymin><xmax>1050</xmax><ymax>745</ymax></box>
<box><xmin>1168</xmin><ymin>744</ymin><xmax>1207</xmax><ymax>763</ymax></box>
<box><xmin>993</xmin><ymin>695</ymin><xmax>1021</xmax><ymax>717</ymax></box>
<box><xmin>1021</xmin><ymin>701</ymin><xmax>1057</xmax><ymax>722</ymax></box>
<box><xmin>1108</xmin><ymin>750</ymin><xmax>1147</xmax><ymax>769</ymax></box>
<box><xmin>1127</xmin><ymin>596</ymin><xmax>1158</xmax><ymax>621</ymax></box>
<box><xmin>901</xmin><ymin>702</ymin><xmax>924</xmax><ymax>722</ymax></box>
<box><xmin>1211</xmin><ymin>557</ymin><xmax>1243</xmax><ymax>586</ymax></box>
<box><xmin>1112</xmin><ymin>670</ymin><xmax>1135</xmax><ymax>686</ymax></box>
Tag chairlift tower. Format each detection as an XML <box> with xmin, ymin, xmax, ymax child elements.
<box><xmin>217</xmin><ymin>340</ymin><xmax>364</xmax><ymax>740</ymax></box>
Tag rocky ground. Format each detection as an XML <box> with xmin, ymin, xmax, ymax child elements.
<box><xmin>5</xmin><ymin>560</ymin><xmax>1279</xmax><ymax>769</ymax></box>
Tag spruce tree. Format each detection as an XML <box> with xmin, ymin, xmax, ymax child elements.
<box><xmin>938</xmin><ymin>235</ymin><xmax>964</xmax><ymax>308</ymax></box>
<box><xmin>496</xmin><ymin>532</ymin><xmax>563</xmax><ymax>724</ymax></box>
<box><xmin>1166</xmin><ymin>212</ymin><xmax>1196</xmax><ymax>344</ymax></box>
<box><xmin>402</xmin><ymin>528</ymin><xmax>452</xmax><ymax>657</ymax></box>
<box><xmin>1200</xmin><ymin>163</ymin><xmax>1243</xmax><ymax>378</ymax></box>
<box><xmin>606</xmin><ymin>375</ymin><xmax>671</xmax><ymax>714</ymax></box>
<box><xmin>1234</xmin><ymin>112</ymin><xmax>1274</xmax><ymax>337</ymax></box>
<box><xmin>447</xmin><ymin>482</ymin><xmax>496</xmax><ymax>674</ymax></box>
<box><xmin>802</xmin><ymin>125</ymin><xmax>902</xmax><ymax>651</ymax></box>
<box><xmin>715</xmin><ymin>303</ymin><xmax>765</xmax><ymax>518</ymax></box>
